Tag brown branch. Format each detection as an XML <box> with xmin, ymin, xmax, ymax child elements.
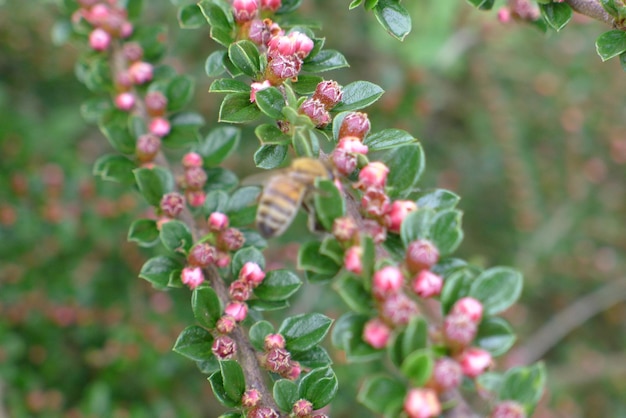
<box><xmin>564</xmin><ymin>0</ymin><xmax>625</xmax><ymax>29</ymax></box>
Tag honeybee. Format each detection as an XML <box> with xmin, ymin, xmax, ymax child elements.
<box><xmin>253</xmin><ymin>157</ymin><xmax>333</xmax><ymax>238</ymax></box>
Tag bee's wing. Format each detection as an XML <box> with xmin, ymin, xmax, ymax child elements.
<box><xmin>239</xmin><ymin>170</ymin><xmax>281</xmax><ymax>187</ymax></box>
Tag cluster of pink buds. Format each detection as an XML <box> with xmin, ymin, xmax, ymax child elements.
<box><xmin>208</xmin><ymin>212</ymin><xmax>245</xmax><ymax>267</ymax></box>
<box><xmin>179</xmin><ymin>152</ymin><xmax>207</xmax><ymax>207</ymax></box>
<box><xmin>331</xmin><ymin>112</ymin><xmax>371</xmax><ymax>176</ymax></box>
<box><xmin>264</xmin><ymin>31</ymin><xmax>314</xmax><ymax>84</ymax></box>
<box><xmin>260</xmin><ymin>332</ymin><xmax>302</xmax><ymax>380</ymax></box>
<box><xmin>497</xmin><ymin>0</ymin><xmax>540</xmax><ymax>23</ymax></box>
<box><xmin>403</xmin><ymin>388</ymin><xmax>441</xmax><ymax>418</ymax></box>
<box><xmin>490</xmin><ymin>400</ymin><xmax>527</xmax><ymax>418</ymax></box>
<box><xmin>298</xmin><ymin>80</ymin><xmax>343</xmax><ymax>128</ymax></box>
<box><xmin>75</xmin><ymin>0</ymin><xmax>133</xmax><ymax>52</ymax></box>
<box><xmin>221</xmin><ymin>261</ymin><xmax>266</xmax><ymax>325</ymax></box>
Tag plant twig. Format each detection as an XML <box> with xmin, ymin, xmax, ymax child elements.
<box><xmin>565</xmin><ymin>0</ymin><xmax>623</xmax><ymax>28</ymax></box>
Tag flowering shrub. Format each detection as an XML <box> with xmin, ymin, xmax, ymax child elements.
<box><xmin>48</xmin><ymin>0</ymin><xmax>626</xmax><ymax>416</ymax></box>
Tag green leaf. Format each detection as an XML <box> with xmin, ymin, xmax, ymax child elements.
<box><xmin>192</xmin><ymin>287</ymin><xmax>222</xmax><ymax>329</ymax></box>
<box><xmin>373</xmin><ymin>0</ymin><xmax>412</xmax><ymax>41</ymax></box>
<box><xmin>165</xmin><ymin>75</ymin><xmax>195</xmax><ymax>112</ymax></box>
<box><xmin>349</xmin><ymin>0</ymin><xmax>364</xmax><ymax>9</ymax></box>
<box><xmin>130</xmin><ymin>25</ymin><xmax>167</xmax><ymax>61</ymax></box>
<box><xmin>197</xmin><ymin>357</ymin><xmax>220</xmax><ymax>375</ymax></box>
<box><xmin>254</xmin><ymin>144</ymin><xmax>289</xmax><ymax>169</ymax></box>
<box><xmin>498</xmin><ymin>363</ymin><xmax>546</xmax><ymax>414</ymax></box>
<box><xmin>219</xmin><ymin>93</ymin><xmax>262</xmax><ymax>124</ymax></box>
<box><xmin>99</xmin><ymin>110</ymin><xmax>135</xmax><ymax>154</ymax></box>
<box><xmin>476</xmin><ymin>317</ymin><xmax>516</xmax><ymax>357</ymax></box>
<box><xmin>277</xmin><ymin>0</ymin><xmax>303</xmax><ymax>14</ymax></box>
<box><xmin>139</xmin><ymin>256</ymin><xmax>183</xmax><ymax>289</ymax></box>
<box><xmin>217</xmin><ymin>413</ymin><xmax>243</xmax><ymax>418</ymax></box>
<box><xmin>477</xmin><ymin>372</ymin><xmax>504</xmax><ymax>395</ymax></box>
<box><xmin>122</xmin><ymin>0</ymin><xmax>143</xmax><ymax>20</ymax></box>
<box><xmin>361</xmin><ymin>236</ymin><xmax>376</xmax><ymax>287</ymax></box>
<box><xmin>227</xmin><ymin>186</ymin><xmax>260</xmax><ymax>227</ymax></box>
<box><xmin>371</xmin><ymin>143</ymin><xmax>424</xmax><ymax>198</ymax></box>
<box><xmin>205</xmin><ymin>50</ymin><xmax>227</xmax><ymax>77</ymax></box>
<box><xmin>219</xmin><ymin>360</ymin><xmax>246</xmax><ymax>404</ymax></box>
<box><xmin>274</xmin><ymin>380</ymin><xmax>298</xmax><ymax>412</ymax></box>
<box><xmin>178</xmin><ymin>4</ymin><xmax>206</xmax><ymax>29</ymax></box>
<box><xmin>364</xmin><ymin>128</ymin><xmax>417</xmax><ymax>151</ymax></box>
<box><xmin>205</xmin><ymin>167</ymin><xmax>239</xmax><ymax>192</ymax></box>
<box><xmin>204</xmin><ymin>190</ymin><xmax>230</xmax><ymax>214</ymax></box>
<box><xmin>292</xmin><ymin>75</ymin><xmax>324</xmax><ymax>95</ymax></box>
<box><xmin>298</xmin><ymin>366</ymin><xmax>338</xmax><ymax>409</ymax></box>
<box><xmin>440</xmin><ymin>266</ymin><xmax>479</xmax><ymax>315</ymax></box>
<box><xmin>302</xmin><ymin>49</ymin><xmax>349</xmax><ymax>73</ymax></box>
<box><xmin>209</xmin><ymin>371</ymin><xmax>239</xmax><ymax>408</ymax></box>
<box><xmin>248</xmin><ymin>299</ymin><xmax>290</xmax><ymax>311</ymax></box>
<box><xmin>160</xmin><ymin>220</ymin><xmax>194</xmax><ymax>255</ymax></box>
<box><xmin>400</xmin><ymin>349</ymin><xmax>434</xmax><ymax>387</ymax></box>
<box><xmin>134</xmin><ymin>167</ymin><xmax>174</xmax><ymax>206</ymax></box>
<box><xmin>596</xmin><ymin>30</ymin><xmax>626</xmax><ymax>61</ymax></box>
<box><xmin>334</xmin><ymin>273</ymin><xmax>374</xmax><ymax>314</ymax></box>
<box><xmin>162</xmin><ymin>119</ymin><xmax>201</xmax><ymax>149</ymax></box>
<box><xmin>466</xmin><ymin>0</ymin><xmax>495</xmax><ymax>10</ymax></box>
<box><xmin>540</xmin><ymin>3</ymin><xmax>572</xmax><ymax>31</ymax></box>
<box><xmin>197</xmin><ymin>126</ymin><xmax>241</xmax><ymax>167</ymax></box>
<box><xmin>249</xmin><ymin>320</ymin><xmax>274</xmax><ymax>351</ymax></box>
<box><xmin>255</xmin><ymin>87</ymin><xmax>285</xmax><ymax>119</ymax></box>
<box><xmin>128</xmin><ymin>219</ymin><xmax>160</xmax><ymax>247</ymax></box>
<box><xmin>297</xmin><ymin>241</ymin><xmax>341</xmax><ymax>275</ymax></box>
<box><xmin>331</xmin><ymin>313</ymin><xmax>383</xmax><ymax>361</ymax></box>
<box><xmin>469</xmin><ymin>267</ymin><xmax>523</xmax><ymax>316</ymax></box>
<box><xmin>387</xmin><ymin>329</ymin><xmax>405</xmax><ymax>368</ymax></box>
<box><xmin>173</xmin><ymin>325</ymin><xmax>214</xmax><ymax>361</ymax></box>
<box><xmin>228</xmin><ymin>40</ymin><xmax>261</xmax><ymax>77</ymax></box>
<box><xmin>279</xmin><ymin>313</ymin><xmax>333</xmax><ymax>352</ymax></box>
<box><xmin>400</xmin><ymin>208</ymin><xmax>435</xmax><ymax>247</ymax></box>
<box><xmin>401</xmin><ymin>316</ymin><xmax>428</xmax><ymax>359</ymax></box>
<box><xmin>254</xmin><ymin>269</ymin><xmax>302</xmax><ymax>302</ymax></box>
<box><xmin>292</xmin><ymin>127</ymin><xmax>316</xmax><ymax>158</ymax></box>
<box><xmin>231</xmin><ymin>247</ymin><xmax>265</xmax><ymax>278</ymax></box>
<box><xmin>210</xmin><ymin>25</ymin><xmax>235</xmax><ymax>48</ymax></box>
<box><xmin>358</xmin><ymin>375</ymin><xmax>405</xmax><ymax>414</ymax></box>
<box><xmin>292</xmin><ymin>345</ymin><xmax>333</xmax><ymax>369</ymax></box>
<box><xmin>93</xmin><ymin>154</ymin><xmax>136</xmax><ymax>185</ymax></box>
<box><xmin>313</xmin><ymin>179</ymin><xmax>345</xmax><ymax>230</ymax></box>
<box><xmin>364</xmin><ymin>0</ymin><xmax>380</xmax><ymax>10</ymax></box>
<box><xmin>80</xmin><ymin>97</ymin><xmax>111</xmax><ymax>123</ymax></box>
<box><xmin>416</xmin><ymin>189</ymin><xmax>460</xmax><ymax>211</ymax></box>
<box><xmin>429</xmin><ymin>209</ymin><xmax>463</xmax><ymax>256</ymax></box>
<box><xmin>320</xmin><ymin>236</ymin><xmax>345</xmax><ymax>266</ymax></box>
<box><xmin>209</xmin><ymin>78</ymin><xmax>251</xmax><ymax>94</ymax></box>
<box><xmin>198</xmin><ymin>0</ymin><xmax>234</xmax><ymax>29</ymax></box>
<box><xmin>333</xmin><ymin>81</ymin><xmax>384</xmax><ymax>112</ymax></box>
<box><xmin>255</xmin><ymin>124</ymin><xmax>291</xmax><ymax>145</ymax></box>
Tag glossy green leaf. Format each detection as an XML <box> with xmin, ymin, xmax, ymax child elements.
<box><xmin>334</xmin><ymin>273</ymin><xmax>374</xmax><ymax>314</ymax></box>
<box><xmin>160</xmin><ymin>220</ymin><xmax>193</xmax><ymax>255</ymax></box>
<box><xmin>209</xmin><ymin>371</ymin><xmax>239</xmax><ymax>408</ymax></box>
<box><xmin>401</xmin><ymin>316</ymin><xmax>428</xmax><ymax>359</ymax></box>
<box><xmin>333</xmin><ymin>81</ymin><xmax>384</xmax><ymax>112</ymax></box>
<box><xmin>469</xmin><ymin>267</ymin><xmax>523</xmax><ymax>316</ymax></box>
<box><xmin>254</xmin><ymin>269</ymin><xmax>302</xmax><ymax>302</ymax></box>
<box><xmin>371</xmin><ymin>143</ymin><xmax>424</xmax><ymax>198</ymax></box>
<box><xmin>596</xmin><ymin>30</ymin><xmax>626</xmax><ymax>61</ymax></box>
<box><xmin>192</xmin><ymin>287</ymin><xmax>222</xmax><ymax>329</ymax></box>
<box><xmin>476</xmin><ymin>317</ymin><xmax>516</xmax><ymax>357</ymax></box>
<box><xmin>292</xmin><ymin>345</ymin><xmax>332</xmax><ymax>369</ymax></box>
<box><xmin>298</xmin><ymin>366</ymin><xmax>338</xmax><ymax>409</ymax></box>
<box><xmin>122</xmin><ymin>0</ymin><xmax>143</xmax><ymax>19</ymax></box>
<box><xmin>255</xmin><ymin>87</ymin><xmax>285</xmax><ymax>119</ymax></box>
<box><xmin>248</xmin><ymin>299</ymin><xmax>290</xmax><ymax>311</ymax></box>
<box><xmin>240</xmin><ymin>229</ymin><xmax>267</xmax><ymax>250</ymax></box>
<box><xmin>219</xmin><ymin>93</ymin><xmax>262</xmax><ymax>124</ymax></box>
<box><xmin>93</xmin><ymin>154</ymin><xmax>136</xmax><ymax>185</ymax></box>
<box><xmin>249</xmin><ymin>320</ymin><xmax>274</xmax><ymax>351</ymax></box>
<box><xmin>331</xmin><ymin>313</ymin><xmax>383</xmax><ymax>362</ymax></box>
<box><xmin>313</xmin><ymin>179</ymin><xmax>344</xmax><ymax>230</ymax></box>
<box><xmin>204</xmin><ymin>190</ymin><xmax>230</xmax><ymax>215</ymax></box>
<box><xmin>209</xmin><ymin>78</ymin><xmax>250</xmax><ymax>93</ymax></box>
<box><xmin>415</xmin><ymin>189</ymin><xmax>460</xmax><ymax>211</ymax></box>
<box><xmin>364</xmin><ymin>128</ymin><xmax>417</xmax><ymax>151</ymax></box>
<box><xmin>219</xmin><ymin>360</ymin><xmax>246</xmax><ymax>404</ymax></box>
<box><xmin>477</xmin><ymin>371</ymin><xmax>504</xmax><ymax>395</ymax></box>
<box><xmin>139</xmin><ymin>256</ymin><xmax>183</xmax><ymax>289</ymax></box>
<box><xmin>198</xmin><ymin>0</ymin><xmax>234</xmax><ymax>29</ymax></box>
<box><xmin>349</xmin><ymin>0</ymin><xmax>364</xmax><ymax>9</ymax></box>
<box><xmin>297</xmin><ymin>241</ymin><xmax>341</xmax><ymax>275</ymax></box>
<box><xmin>254</xmin><ymin>144</ymin><xmax>289</xmax><ymax>169</ymax></box>
<box><xmin>205</xmin><ymin>50</ymin><xmax>227</xmax><ymax>77</ymax></box>
<box><xmin>173</xmin><ymin>325</ymin><xmax>214</xmax><ymax>361</ymax></box>
<box><xmin>440</xmin><ymin>266</ymin><xmax>478</xmax><ymax>315</ymax></box>
<box><xmin>357</xmin><ymin>375</ymin><xmax>405</xmax><ymax>414</ymax></box>
<box><xmin>373</xmin><ymin>0</ymin><xmax>412</xmax><ymax>41</ymax></box>
<box><xmin>178</xmin><ymin>4</ymin><xmax>206</xmax><ymax>29</ymax></box>
<box><xmin>277</xmin><ymin>0</ymin><xmax>303</xmax><ymax>14</ymax></box>
<box><xmin>429</xmin><ymin>209</ymin><xmax>463</xmax><ymax>256</ymax></box>
<box><xmin>400</xmin><ymin>208</ymin><xmax>435</xmax><ymax>247</ymax></box>
<box><xmin>255</xmin><ymin>124</ymin><xmax>291</xmax><ymax>145</ymax></box>
<box><xmin>273</xmin><ymin>379</ymin><xmax>298</xmax><ymax>412</ymax></box>
<box><xmin>227</xmin><ymin>186</ymin><xmax>259</xmax><ymax>227</ymax></box>
<box><xmin>129</xmin><ymin>25</ymin><xmax>167</xmax><ymax>61</ymax></box>
<box><xmin>499</xmin><ymin>363</ymin><xmax>547</xmax><ymax>414</ymax></box>
<box><xmin>128</xmin><ymin>219</ymin><xmax>160</xmax><ymax>247</ymax></box>
<box><xmin>99</xmin><ymin>110</ymin><xmax>135</xmax><ymax>154</ymax></box>
<box><xmin>279</xmin><ymin>313</ymin><xmax>333</xmax><ymax>352</ymax></box>
<box><xmin>231</xmin><ymin>247</ymin><xmax>265</xmax><ymax>278</ymax></box>
<box><xmin>205</xmin><ymin>167</ymin><xmax>239</xmax><ymax>192</ymax></box>
<box><xmin>540</xmin><ymin>2</ymin><xmax>572</xmax><ymax>31</ymax></box>
<box><xmin>228</xmin><ymin>40</ymin><xmax>261</xmax><ymax>77</ymax></box>
<box><xmin>197</xmin><ymin>126</ymin><xmax>241</xmax><ymax>167</ymax></box>
<box><xmin>134</xmin><ymin>166</ymin><xmax>174</xmax><ymax>206</ymax></box>
<box><xmin>80</xmin><ymin>97</ymin><xmax>111</xmax><ymax>123</ymax></box>
<box><xmin>302</xmin><ymin>49</ymin><xmax>349</xmax><ymax>73</ymax></box>
<box><xmin>292</xmin><ymin>75</ymin><xmax>324</xmax><ymax>94</ymax></box>
<box><xmin>319</xmin><ymin>237</ymin><xmax>345</xmax><ymax>266</ymax></box>
<box><xmin>400</xmin><ymin>349</ymin><xmax>434</xmax><ymax>386</ymax></box>
<box><xmin>197</xmin><ymin>357</ymin><xmax>220</xmax><ymax>375</ymax></box>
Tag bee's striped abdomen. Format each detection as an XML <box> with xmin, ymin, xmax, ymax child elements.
<box><xmin>256</xmin><ymin>176</ymin><xmax>306</xmax><ymax>238</ymax></box>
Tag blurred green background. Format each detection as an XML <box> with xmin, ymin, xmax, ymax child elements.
<box><xmin>1</xmin><ymin>0</ymin><xmax>625</xmax><ymax>417</ymax></box>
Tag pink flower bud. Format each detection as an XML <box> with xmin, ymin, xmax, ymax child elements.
<box><xmin>283</xmin><ymin>360</ymin><xmax>302</xmax><ymax>380</ymax></box>
<box><xmin>430</xmin><ymin>357</ymin><xmax>462</xmax><ymax>392</ymax></box>
<box><xmin>337</xmin><ymin>136</ymin><xmax>368</xmax><ymax>155</ymax></box>
<box><xmin>184</xmin><ymin>166</ymin><xmax>208</xmax><ymax>190</ymax></box>
<box><xmin>344</xmin><ymin>246</ymin><xmax>363</xmax><ymax>275</ymax></box>
<box><xmin>332</xmin><ymin>216</ymin><xmax>358</xmax><ymax>242</ymax></box>
<box><xmin>136</xmin><ymin>133</ymin><xmax>161</xmax><ymax>163</ymax></box>
<box><xmin>225</xmin><ymin>301</ymin><xmax>248</xmax><ymax>322</ymax></box>
<box><xmin>116</xmin><ymin>71</ymin><xmax>133</xmax><ymax>90</ymax></box>
<box><xmin>239</xmin><ymin>262</ymin><xmax>266</xmax><ymax>285</ymax></box>
<box><xmin>381</xmin><ymin>292</ymin><xmax>419</xmax><ymax>326</ymax></box>
<box><xmin>250</xmin><ymin>80</ymin><xmax>272</xmax><ymax>103</ymax></box>
<box><xmin>233</xmin><ymin>0</ymin><xmax>258</xmax><ymax>23</ymax></box>
<box><xmin>185</xmin><ymin>190</ymin><xmax>206</xmax><ymax>207</ymax></box>
<box><xmin>208</xmin><ymin>212</ymin><xmax>229</xmax><ymax>231</ymax></box>
<box><xmin>451</xmin><ymin>297</ymin><xmax>483</xmax><ymax>323</ymax></box>
<box><xmin>181</xmin><ymin>266</ymin><xmax>204</xmax><ymax>290</ymax></box>
<box><xmin>216</xmin><ymin>251</ymin><xmax>231</xmax><ymax>268</ymax></box>
<box><xmin>339</xmin><ymin>112</ymin><xmax>370</xmax><ymax>140</ymax></box>
<box><xmin>122</xmin><ymin>41</ymin><xmax>143</xmax><ymax>62</ymax></box>
<box><xmin>261</xmin><ymin>0</ymin><xmax>281</xmax><ymax>12</ymax></box>
<box><xmin>89</xmin><ymin>28</ymin><xmax>111</xmax><ymax>51</ymax></box>
<box><xmin>120</xmin><ymin>21</ymin><xmax>133</xmax><ymax>38</ymax></box>
<box><xmin>491</xmin><ymin>401</ymin><xmax>527</xmax><ymax>418</ymax></box>
<box><xmin>249</xmin><ymin>19</ymin><xmax>271</xmax><ymax>46</ymax></box>
<box><xmin>411</xmin><ymin>270</ymin><xmax>443</xmax><ymax>298</ymax></box>
<box><xmin>268</xmin><ymin>34</ymin><xmax>296</xmax><ymax>57</ymax></box>
<box><xmin>229</xmin><ymin>279</ymin><xmax>252</xmax><ymax>301</ymax></box>
<box><xmin>217</xmin><ymin>228</ymin><xmax>245</xmax><ymax>251</ymax></box>
<box><xmin>292</xmin><ymin>399</ymin><xmax>313</xmax><ymax>417</ymax></box>
<box><xmin>145</xmin><ymin>90</ymin><xmax>168</xmax><ymax>117</ymax></box>
<box><xmin>86</xmin><ymin>3</ymin><xmax>110</xmax><ymax>25</ymax></box>
<box><xmin>313</xmin><ymin>80</ymin><xmax>343</xmax><ymax>110</ymax></box>
<box><xmin>182</xmin><ymin>152</ymin><xmax>203</xmax><ymax>168</ymax></box>
<box><xmin>212</xmin><ymin>335</ymin><xmax>237</xmax><ymax>359</ymax></box>
<box><xmin>128</xmin><ymin>61</ymin><xmax>153</xmax><ymax>84</ymax></box>
<box><xmin>405</xmin><ymin>239</ymin><xmax>439</xmax><ymax>274</ymax></box>
<box><xmin>443</xmin><ymin>311</ymin><xmax>478</xmax><ymax>348</ymax></box>
<box><xmin>149</xmin><ymin>117</ymin><xmax>171</xmax><ymax>137</ymax></box>
<box><xmin>216</xmin><ymin>315</ymin><xmax>237</xmax><ymax>334</ymax></box>
<box><xmin>361</xmin><ymin>188</ymin><xmax>391</xmax><ymax>218</ymax></box>
<box><xmin>387</xmin><ymin>200</ymin><xmax>417</xmax><ymax>233</ymax></box>
<box><xmin>264</xmin><ymin>333</ymin><xmax>286</xmax><ymax>350</ymax></box>
<box><xmin>114</xmin><ymin>92</ymin><xmax>135</xmax><ymax>111</ymax></box>
<box><xmin>289</xmin><ymin>31</ymin><xmax>314</xmax><ymax>58</ymax></box>
<box><xmin>242</xmin><ymin>388</ymin><xmax>262</xmax><ymax>408</ymax></box>
<box><xmin>372</xmin><ymin>265</ymin><xmax>404</xmax><ymax>299</ymax></box>
<box><xmin>248</xmin><ymin>407</ymin><xmax>280</xmax><ymax>418</ymax></box>
<box><xmin>497</xmin><ymin>7</ymin><xmax>512</xmax><ymax>23</ymax></box>
<box><xmin>363</xmin><ymin>219</ymin><xmax>387</xmax><ymax>244</ymax></box>
<box><xmin>299</xmin><ymin>98</ymin><xmax>331</xmax><ymax>128</ymax></box>
<box><xmin>358</xmin><ymin>162</ymin><xmax>390</xmax><ymax>190</ymax></box>
<box><xmin>188</xmin><ymin>243</ymin><xmax>216</xmax><ymax>267</ymax></box>
<box><xmin>403</xmin><ymin>388</ymin><xmax>441</xmax><ymax>418</ymax></box>
<box><xmin>268</xmin><ymin>54</ymin><xmax>302</xmax><ymax>80</ymax></box>
<box><xmin>264</xmin><ymin>347</ymin><xmax>291</xmax><ymax>373</ymax></box>
<box><xmin>362</xmin><ymin>318</ymin><xmax>391</xmax><ymax>349</ymax></box>
<box><xmin>331</xmin><ymin>148</ymin><xmax>357</xmax><ymax>176</ymax></box>
<box><xmin>459</xmin><ymin>348</ymin><xmax>492</xmax><ymax>378</ymax></box>
<box><xmin>160</xmin><ymin>192</ymin><xmax>185</xmax><ymax>218</ymax></box>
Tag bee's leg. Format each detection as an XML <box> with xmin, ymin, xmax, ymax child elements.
<box><xmin>302</xmin><ymin>200</ymin><xmax>325</xmax><ymax>234</ymax></box>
